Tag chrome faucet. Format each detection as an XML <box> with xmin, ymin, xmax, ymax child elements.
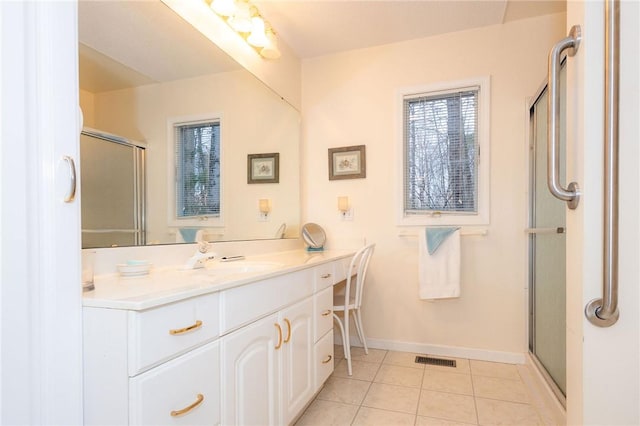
<box><xmin>184</xmin><ymin>241</ymin><xmax>217</xmax><ymax>269</ymax></box>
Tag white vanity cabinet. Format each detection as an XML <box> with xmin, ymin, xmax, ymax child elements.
<box><xmin>83</xmin><ymin>292</ymin><xmax>221</xmax><ymax>425</ymax></box>
<box><xmin>83</xmin><ymin>252</ymin><xmax>352</xmax><ymax>426</ymax></box>
<box><xmin>220</xmin><ymin>296</ymin><xmax>314</xmax><ymax>425</ymax></box>
<box><xmin>312</xmin><ymin>263</ymin><xmax>336</xmax><ymax>389</ymax></box>
<box><xmin>220</xmin><ymin>268</ymin><xmax>316</xmax><ymax>425</ymax></box>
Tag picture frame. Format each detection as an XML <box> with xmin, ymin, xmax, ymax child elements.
<box><xmin>328</xmin><ymin>145</ymin><xmax>366</xmax><ymax>180</ymax></box>
<box><xmin>247</xmin><ymin>153</ymin><xmax>279</xmax><ymax>184</ymax></box>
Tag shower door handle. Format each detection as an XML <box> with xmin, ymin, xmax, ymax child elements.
<box><xmin>547</xmin><ymin>25</ymin><xmax>581</xmax><ymax>210</ymax></box>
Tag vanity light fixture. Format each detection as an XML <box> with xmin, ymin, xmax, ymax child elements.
<box><xmin>338</xmin><ymin>196</ymin><xmax>353</xmax><ymax>220</ymax></box>
<box><xmin>258</xmin><ymin>198</ymin><xmax>271</xmax><ymax>221</ymax></box>
<box><xmin>208</xmin><ymin>0</ymin><xmax>281</xmax><ymax>59</ymax></box>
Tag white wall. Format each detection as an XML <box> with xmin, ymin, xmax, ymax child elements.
<box><xmin>84</xmin><ymin>69</ymin><xmax>300</xmax><ymax>244</ymax></box>
<box><xmin>301</xmin><ymin>13</ymin><xmax>565</xmax><ymax>360</ymax></box>
<box><xmin>565</xmin><ymin>1</ymin><xmax>640</xmax><ymax>424</ymax></box>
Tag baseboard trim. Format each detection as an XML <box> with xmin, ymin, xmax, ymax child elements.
<box><xmin>335</xmin><ymin>334</ymin><xmax>526</xmax><ymax>364</ymax></box>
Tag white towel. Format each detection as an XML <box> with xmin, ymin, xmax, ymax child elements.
<box><xmin>419</xmin><ymin>228</ymin><xmax>461</xmax><ymax>300</ymax></box>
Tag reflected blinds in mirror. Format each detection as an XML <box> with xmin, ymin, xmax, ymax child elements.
<box><xmin>175</xmin><ymin>121</ymin><xmax>221</xmax><ymax>218</ymax></box>
<box><xmin>403</xmin><ymin>88</ymin><xmax>479</xmax><ymax>214</ymax></box>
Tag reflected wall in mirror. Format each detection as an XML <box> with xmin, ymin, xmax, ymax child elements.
<box><xmin>78</xmin><ymin>0</ymin><xmax>301</xmax><ymax>248</ymax></box>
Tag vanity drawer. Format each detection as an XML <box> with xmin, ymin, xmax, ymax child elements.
<box><xmin>314</xmin><ymin>286</ymin><xmax>333</xmax><ymax>342</ymax></box>
<box><xmin>314</xmin><ymin>330</ymin><xmax>334</xmax><ymax>391</ymax></box>
<box><xmin>220</xmin><ymin>269</ymin><xmax>313</xmax><ymax>334</ymax></box>
<box><xmin>129</xmin><ymin>340</ymin><xmax>220</xmax><ymax>426</ymax></box>
<box><xmin>314</xmin><ymin>262</ymin><xmax>336</xmax><ymax>291</ymax></box>
<box><xmin>128</xmin><ymin>292</ymin><xmax>220</xmax><ymax>376</ymax></box>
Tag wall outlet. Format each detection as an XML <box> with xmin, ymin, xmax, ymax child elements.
<box><xmin>339</xmin><ymin>208</ymin><xmax>354</xmax><ymax>221</ymax></box>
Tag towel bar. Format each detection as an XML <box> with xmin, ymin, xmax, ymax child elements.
<box><xmin>398</xmin><ymin>229</ymin><xmax>488</xmax><ymax>238</ymax></box>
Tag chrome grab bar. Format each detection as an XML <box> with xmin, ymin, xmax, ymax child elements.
<box><xmin>585</xmin><ymin>0</ymin><xmax>620</xmax><ymax>327</ymax></box>
<box><xmin>547</xmin><ymin>25</ymin><xmax>581</xmax><ymax>210</ymax></box>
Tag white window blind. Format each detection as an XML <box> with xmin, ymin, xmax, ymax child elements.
<box><xmin>175</xmin><ymin>121</ymin><xmax>221</xmax><ymax>218</ymax></box>
<box><xmin>403</xmin><ymin>87</ymin><xmax>479</xmax><ymax>215</ymax></box>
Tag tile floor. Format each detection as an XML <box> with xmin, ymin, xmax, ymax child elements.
<box><xmin>296</xmin><ymin>347</ymin><xmax>564</xmax><ymax>426</ymax></box>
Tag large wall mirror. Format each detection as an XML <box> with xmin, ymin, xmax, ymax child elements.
<box><xmin>78</xmin><ymin>1</ymin><xmax>300</xmax><ymax>248</ymax></box>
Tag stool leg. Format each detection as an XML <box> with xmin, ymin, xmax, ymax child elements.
<box><xmin>333</xmin><ymin>312</ymin><xmax>352</xmax><ymax>376</ymax></box>
<box><xmin>344</xmin><ymin>309</ymin><xmax>352</xmax><ymax>376</ymax></box>
<box><xmin>355</xmin><ymin>309</ymin><xmax>368</xmax><ymax>354</ymax></box>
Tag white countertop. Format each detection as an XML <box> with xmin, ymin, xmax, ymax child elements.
<box><xmin>83</xmin><ymin>249</ymin><xmax>354</xmax><ymax>311</ymax></box>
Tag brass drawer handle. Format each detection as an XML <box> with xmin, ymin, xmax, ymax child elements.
<box><xmin>322</xmin><ymin>355</ymin><xmax>332</xmax><ymax>364</ymax></box>
<box><xmin>320</xmin><ymin>273</ymin><xmax>332</xmax><ymax>279</ymax></box>
<box><xmin>275</xmin><ymin>323</ymin><xmax>283</xmax><ymax>349</ymax></box>
<box><xmin>169</xmin><ymin>320</ymin><xmax>202</xmax><ymax>335</ymax></box>
<box><xmin>321</xmin><ymin>310</ymin><xmax>332</xmax><ymax>317</ymax></box>
<box><xmin>283</xmin><ymin>318</ymin><xmax>291</xmax><ymax>343</ymax></box>
<box><xmin>169</xmin><ymin>320</ymin><xmax>203</xmax><ymax>335</ymax></box>
<box><xmin>170</xmin><ymin>393</ymin><xmax>204</xmax><ymax>417</ymax></box>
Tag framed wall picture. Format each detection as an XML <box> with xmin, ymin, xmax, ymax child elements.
<box><xmin>328</xmin><ymin>145</ymin><xmax>366</xmax><ymax>180</ymax></box>
<box><xmin>247</xmin><ymin>153</ymin><xmax>279</xmax><ymax>184</ymax></box>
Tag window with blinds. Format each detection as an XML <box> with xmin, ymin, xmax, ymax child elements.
<box><xmin>403</xmin><ymin>87</ymin><xmax>479</xmax><ymax>215</ymax></box>
<box><xmin>175</xmin><ymin>121</ymin><xmax>221</xmax><ymax>219</ymax></box>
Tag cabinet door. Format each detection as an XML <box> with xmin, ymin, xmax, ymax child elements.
<box><xmin>221</xmin><ymin>313</ymin><xmax>280</xmax><ymax>426</ymax></box>
<box><xmin>129</xmin><ymin>340</ymin><xmax>220</xmax><ymax>426</ymax></box>
<box><xmin>280</xmin><ymin>297</ymin><xmax>315</xmax><ymax>425</ymax></box>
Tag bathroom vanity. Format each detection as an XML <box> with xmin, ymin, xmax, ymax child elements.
<box><xmin>82</xmin><ymin>249</ymin><xmax>354</xmax><ymax>425</ymax></box>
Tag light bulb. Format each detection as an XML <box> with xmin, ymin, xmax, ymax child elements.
<box><xmin>247</xmin><ymin>16</ymin><xmax>268</xmax><ymax>47</ymax></box>
<box><xmin>228</xmin><ymin>0</ymin><xmax>252</xmax><ymax>32</ymax></box>
<box><xmin>260</xmin><ymin>28</ymin><xmax>281</xmax><ymax>59</ymax></box>
<box><xmin>210</xmin><ymin>0</ymin><xmax>236</xmax><ymax>17</ymax></box>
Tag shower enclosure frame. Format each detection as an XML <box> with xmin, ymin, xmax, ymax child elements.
<box><xmin>527</xmin><ymin>67</ymin><xmax>567</xmax><ymax>408</ymax></box>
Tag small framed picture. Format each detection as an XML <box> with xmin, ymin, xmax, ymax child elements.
<box><xmin>247</xmin><ymin>153</ymin><xmax>279</xmax><ymax>184</ymax></box>
<box><xmin>328</xmin><ymin>145</ymin><xmax>366</xmax><ymax>180</ymax></box>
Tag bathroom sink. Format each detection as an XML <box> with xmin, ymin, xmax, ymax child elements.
<box><xmin>201</xmin><ymin>260</ymin><xmax>283</xmax><ymax>276</ymax></box>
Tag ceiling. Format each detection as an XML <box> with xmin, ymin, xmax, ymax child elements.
<box><xmin>78</xmin><ymin>0</ymin><xmax>565</xmax><ymax>93</ymax></box>
<box><xmin>255</xmin><ymin>0</ymin><xmax>566</xmax><ymax>59</ymax></box>
<box><xmin>78</xmin><ymin>0</ymin><xmax>241</xmax><ymax>93</ymax></box>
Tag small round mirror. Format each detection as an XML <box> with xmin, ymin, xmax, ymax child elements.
<box><xmin>301</xmin><ymin>223</ymin><xmax>326</xmax><ymax>249</ymax></box>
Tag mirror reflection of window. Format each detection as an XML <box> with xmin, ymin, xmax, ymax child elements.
<box><xmin>174</xmin><ymin>120</ymin><xmax>221</xmax><ymax>219</ymax></box>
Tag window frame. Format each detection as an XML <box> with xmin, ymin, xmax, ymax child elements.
<box><xmin>396</xmin><ymin>76</ymin><xmax>491</xmax><ymax>226</ymax></box>
<box><xmin>167</xmin><ymin>113</ymin><xmax>224</xmax><ymax>230</ymax></box>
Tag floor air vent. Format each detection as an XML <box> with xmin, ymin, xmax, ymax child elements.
<box><xmin>415</xmin><ymin>356</ymin><xmax>456</xmax><ymax>368</ymax></box>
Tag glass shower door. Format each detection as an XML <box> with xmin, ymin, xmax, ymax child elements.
<box><xmin>80</xmin><ymin>131</ymin><xmax>145</xmax><ymax>248</ymax></box>
<box><xmin>528</xmin><ymin>67</ymin><xmax>566</xmax><ymax>402</ymax></box>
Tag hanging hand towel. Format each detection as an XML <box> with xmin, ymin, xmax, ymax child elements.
<box><xmin>178</xmin><ymin>229</ymin><xmax>205</xmax><ymax>243</ymax></box>
<box><xmin>179</xmin><ymin>228</ymin><xmax>198</xmax><ymax>243</ymax></box>
<box><xmin>419</xmin><ymin>227</ymin><xmax>461</xmax><ymax>300</ymax></box>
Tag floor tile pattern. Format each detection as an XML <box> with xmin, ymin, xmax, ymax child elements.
<box><xmin>296</xmin><ymin>347</ymin><xmax>563</xmax><ymax>426</ymax></box>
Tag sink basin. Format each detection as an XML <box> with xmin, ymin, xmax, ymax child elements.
<box><xmin>201</xmin><ymin>260</ymin><xmax>283</xmax><ymax>276</ymax></box>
